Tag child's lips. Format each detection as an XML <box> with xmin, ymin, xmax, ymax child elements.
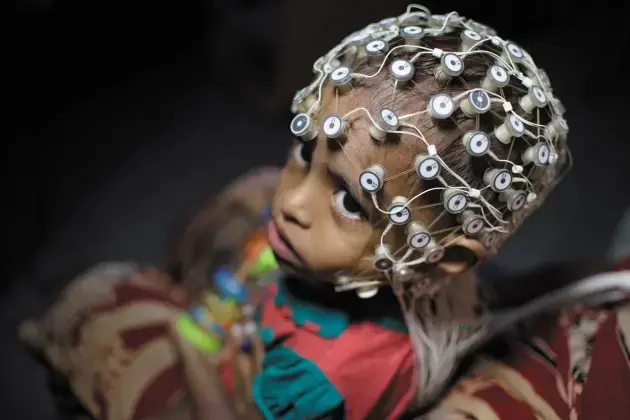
<box><xmin>267</xmin><ymin>221</ymin><xmax>303</xmax><ymax>267</ymax></box>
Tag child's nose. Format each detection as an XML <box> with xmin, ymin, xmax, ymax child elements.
<box><xmin>281</xmin><ymin>187</ymin><xmax>313</xmax><ymax>230</ymax></box>
<box><xmin>281</xmin><ymin>206</ymin><xmax>312</xmax><ymax>230</ymax></box>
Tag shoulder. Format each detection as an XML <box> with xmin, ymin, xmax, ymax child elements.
<box><xmin>436</xmin><ymin>358</ymin><xmax>562</xmax><ymax>420</ymax></box>
<box><xmin>324</xmin><ymin>322</ymin><xmax>416</xmax><ymax>420</ymax></box>
<box><xmin>255</xmin><ymin>282</ymin><xmax>416</xmax><ymax>419</ymax></box>
<box><xmin>254</xmin><ymin>320</ymin><xmax>416</xmax><ymax>420</ymax></box>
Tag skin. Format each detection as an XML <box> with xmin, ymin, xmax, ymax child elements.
<box><xmin>271</xmin><ymin>85</ymin><xmax>486</xmax><ymax>283</ymax></box>
<box><xmin>175</xmin><ymin>84</ymin><xmax>489</xmax><ymax>420</ymax></box>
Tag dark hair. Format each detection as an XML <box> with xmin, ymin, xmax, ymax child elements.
<box><xmin>326</xmin><ymin>35</ymin><xmax>571</xmax><ymax>407</ymax></box>
<box><xmin>344</xmin><ymin>35</ymin><xmax>564</xmax><ymax>237</ymax></box>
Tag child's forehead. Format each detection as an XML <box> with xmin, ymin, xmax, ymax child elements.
<box><xmin>319</xmin><ymin>87</ymin><xmax>428</xmax><ymax>179</ymax></box>
<box><xmin>312</xmin><ymin>105</ymin><xmax>427</xmax><ymax>222</ymax></box>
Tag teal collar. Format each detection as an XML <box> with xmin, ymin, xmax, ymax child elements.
<box><xmin>274</xmin><ymin>278</ymin><xmax>407</xmax><ymax>339</ymax></box>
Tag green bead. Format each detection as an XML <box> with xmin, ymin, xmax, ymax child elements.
<box><xmin>248</xmin><ymin>247</ymin><xmax>278</xmax><ymax>277</ymax></box>
<box><xmin>176</xmin><ymin>315</ymin><xmax>223</xmax><ymax>354</ymax></box>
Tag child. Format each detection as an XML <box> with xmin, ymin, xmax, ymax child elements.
<box><xmin>207</xmin><ymin>4</ymin><xmax>626</xmax><ymax>419</ymax></box>
<box><xmin>178</xmin><ymin>4</ymin><xmax>627</xmax><ymax>419</ymax></box>
<box><xmin>21</xmin><ymin>4</ymin><xmax>629</xmax><ymax>420</ymax></box>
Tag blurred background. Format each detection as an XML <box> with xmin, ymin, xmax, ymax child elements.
<box><xmin>3</xmin><ymin>0</ymin><xmax>630</xmax><ymax>417</ymax></box>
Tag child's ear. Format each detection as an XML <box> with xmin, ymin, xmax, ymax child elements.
<box><xmin>436</xmin><ymin>236</ymin><xmax>486</xmax><ymax>276</ymax></box>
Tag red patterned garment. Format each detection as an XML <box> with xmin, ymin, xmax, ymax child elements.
<box><xmin>250</xmin><ymin>279</ymin><xmax>416</xmax><ymax>420</ymax></box>
<box><xmin>19</xmin><ymin>264</ymin><xmax>192</xmax><ymax>420</ymax></box>
<box><xmin>436</xmin><ymin>257</ymin><xmax>630</xmax><ymax>420</ymax></box>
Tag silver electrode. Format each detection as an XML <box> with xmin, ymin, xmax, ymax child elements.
<box><xmin>460</xmin><ymin>89</ymin><xmax>491</xmax><ymax>116</ymax></box>
<box><xmin>359</xmin><ymin>164</ymin><xmax>387</xmax><ymax>193</ymax></box>
<box><xmin>494</xmin><ymin>114</ymin><xmax>525</xmax><ymax>144</ymax></box>
<box><xmin>460</xmin><ymin>29</ymin><xmax>483</xmax><ymax>51</ymax></box>
<box><xmin>442</xmin><ymin>187</ymin><xmax>468</xmax><ymax>214</ymax></box>
<box><xmin>459</xmin><ymin>210</ymin><xmax>485</xmax><ymax>235</ymax></box>
<box><xmin>373</xmin><ymin>244</ymin><xmax>394</xmax><ymax>271</ymax></box>
<box><xmin>388</xmin><ymin>196</ymin><xmax>412</xmax><ymax>225</ymax></box>
<box><xmin>322</xmin><ymin>114</ymin><xmax>348</xmax><ymax>141</ymax></box>
<box><xmin>401</xmin><ymin>26</ymin><xmax>425</xmax><ymax>51</ymax></box>
<box><xmin>329</xmin><ymin>66</ymin><xmax>353</xmax><ymax>94</ymax></box>
<box><xmin>366</xmin><ymin>39</ymin><xmax>389</xmax><ymax>66</ymax></box>
<box><xmin>435</xmin><ymin>53</ymin><xmax>464</xmax><ymax>84</ymax></box>
<box><xmin>462</xmin><ymin>131</ymin><xmax>490</xmax><ymax>156</ymax></box>
<box><xmin>484</xmin><ymin>168</ymin><xmax>513</xmax><ymax>192</ymax></box>
<box><xmin>370</xmin><ymin>108</ymin><xmax>400</xmax><ymax>141</ymax></box>
<box><xmin>522</xmin><ymin>142</ymin><xmax>551</xmax><ymax>166</ymax></box>
<box><xmin>414</xmin><ymin>154</ymin><xmax>441</xmax><ymax>180</ymax></box>
<box><xmin>427</xmin><ymin>93</ymin><xmax>455</xmax><ymax>119</ymax></box>
<box><xmin>519</xmin><ymin>85</ymin><xmax>548</xmax><ymax>113</ymax></box>
<box><xmin>499</xmin><ymin>188</ymin><xmax>528</xmax><ymax>212</ymax></box>
<box><xmin>290</xmin><ymin>113</ymin><xmax>318</xmax><ymax>141</ymax></box>
<box><xmin>482</xmin><ymin>65</ymin><xmax>510</xmax><ymax>92</ymax></box>
<box><xmin>389</xmin><ymin>59</ymin><xmax>415</xmax><ymax>85</ymax></box>
<box><xmin>406</xmin><ymin>222</ymin><xmax>432</xmax><ymax>250</ymax></box>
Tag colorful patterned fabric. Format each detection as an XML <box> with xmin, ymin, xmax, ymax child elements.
<box><xmin>20</xmin><ymin>160</ymin><xmax>630</xmax><ymax>420</ymax></box>
<box><xmin>20</xmin><ymin>168</ymin><xmax>282</xmax><ymax>420</ymax></box>
<box><xmin>253</xmin><ymin>279</ymin><xmax>416</xmax><ymax>419</ymax></box>
<box><xmin>433</xmin><ymin>261</ymin><xmax>630</xmax><ymax>420</ymax></box>
<box><xmin>19</xmin><ymin>264</ymin><xmax>191</xmax><ymax>420</ymax></box>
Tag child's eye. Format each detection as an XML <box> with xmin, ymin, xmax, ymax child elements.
<box><xmin>333</xmin><ymin>188</ymin><xmax>365</xmax><ymax>220</ymax></box>
<box><xmin>292</xmin><ymin>142</ymin><xmax>314</xmax><ymax>167</ymax></box>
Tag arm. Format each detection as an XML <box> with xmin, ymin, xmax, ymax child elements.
<box><xmin>169</xmin><ymin>323</ymin><xmax>238</xmax><ymax>420</ymax></box>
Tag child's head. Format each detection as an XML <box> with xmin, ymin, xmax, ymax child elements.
<box><xmin>269</xmin><ymin>5</ymin><xmax>569</xmax><ymax>299</ymax></box>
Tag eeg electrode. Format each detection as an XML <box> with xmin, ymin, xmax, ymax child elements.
<box><xmin>547</xmin><ymin>115</ymin><xmax>569</xmax><ymax>139</ymax></box>
<box><xmin>359</xmin><ymin>164</ymin><xmax>386</xmax><ymax>193</ymax></box>
<box><xmin>348</xmin><ymin>32</ymin><xmax>372</xmax><ymax>61</ymax></box>
<box><xmin>519</xmin><ymin>85</ymin><xmax>548</xmax><ymax>113</ymax></box>
<box><xmin>503</xmin><ymin>42</ymin><xmax>525</xmax><ymax>63</ymax></box>
<box><xmin>370</xmin><ymin>108</ymin><xmax>400</xmax><ymax>141</ymax></box>
<box><xmin>322</xmin><ymin>114</ymin><xmax>347</xmax><ymax>140</ymax></box>
<box><xmin>366</xmin><ymin>39</ymin><xmax>389</xmax><ymax>66</ymax></box>
<box><xmin>460</xmin><ymin>29</ymin><xmax>483</xmax><ymax>51</ymax></box>
<box><xmin>459</xmin><ymin>210</ymin><xmax>485</xmax><ymax>235</ymax></box>
<box><xmin>414</xmin><ymin>154</ymin><xmax>441</xmax><ymax>180</ymax></box>
<box><xmin>427</xmin><ymin>93</ymin><xmax>455</xmax><ymax>119</ymax></box>
<box><xmin>482</xmin><ymin>65</ymin><xmax>510</xmax><ymax>91</ymax></box>
<box><xmin>389</xmin><ymin>59</ymin><xmax>415</xmax><ymax>85</ymax></box>
<box><xmin>462</xmin><ymin>131</ymin><xmax>490</xmax><ymax>156</ymax></box>
<box><xmin>388</xmin><ymin>196</ymin><xmax>412</xmax><ymax>225</ymax></box>
<box><xmin>435</xmin><ymin>53</ymin><xmax>464</xmax><ymax>84</ymax></box>
<box><xmin>484</xmin><ymin>168</ymin><xmax>513</xmax><ymax>192</ymax></box>
<box><xmin>460</xmin><ymin>89</ymin><xmax>491</xmax><ymax>116</ymax></box>
<box><xmin>373</xmin><ymin>244</ymin><xmax>394</xmax><ymax>271</ymax></box>
<box><xmin>290</xmin><ymin>113</ymin><xmax>318</xmax><ymax>141</ymax></box>
<box><xmin>494</xmin><ymin>114</ymin><xmax>525</xmax><ymax>144</ymax></box>
<box><xmin>406</xmin><ymin>221</ymin><xmax>432</xmax><ymax>250</ymax></box>
<box><xmin>329</xmin><ymin>66</ymin><xmax>354</xmax><ymax>94</ymax></box>
<box><xmin>441</xmin><ymin>187</ymin><xmax>468</xmax><ymax>214</ymax></box>
<box><xmin>401</xmin><ymin>26</ymin><xmax>425</xmax><ymax>51</ymax></box>
<box><xmin>500</xmin><ymin>188</ymin><xmax>528</xmax><ymax>212</ymax></box>
<box><xmin>522</xmin><ymin>142</ymin><xmax>551</xmax><ymax>166</ymax></box>
<box><xmin>424</xmin><ymin>241</ymin><xmax>445</xmax><ymax>264</ymax></box>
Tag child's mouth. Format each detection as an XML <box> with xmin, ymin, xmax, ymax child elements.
<box><xmin>267</xmin><ymin>220</ymin><xmax>304</xmax><ymax>268</ymax></box>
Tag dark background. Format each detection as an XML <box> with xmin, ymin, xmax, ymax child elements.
<box><xmin>3</xmin><ymin>0</ymin><xmax>630</xmax><ymax>417</ymax></box>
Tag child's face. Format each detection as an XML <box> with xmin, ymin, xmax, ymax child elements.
<box><xmin>267</xmin><ymin>87</ymin><xmax>436</xmax><ymax>280</ymax></box>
